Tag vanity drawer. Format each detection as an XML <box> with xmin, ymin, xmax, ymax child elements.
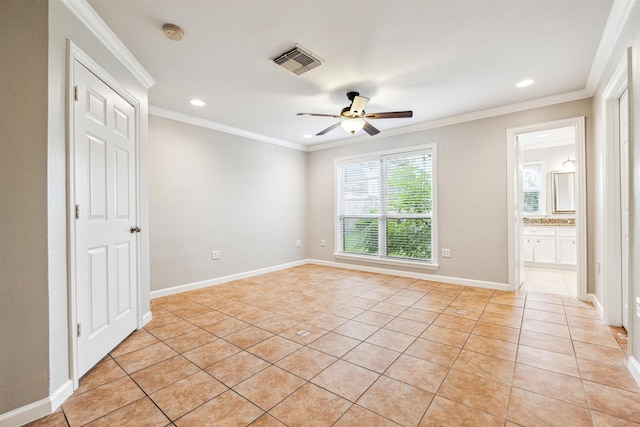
<box><xmin>557</xmin><ymin>227</ymin><xmax>576</xmax><ymax>237</ymax></box>
<box><xmin>523</xmin><ymin>227</ymin><xmax>555</xmax><ymax>237</ymax></box>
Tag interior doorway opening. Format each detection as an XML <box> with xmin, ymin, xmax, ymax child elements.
<box><xmin>506</xmin><ymin>117</ymin><xmax>586</xmax><ymax>300</ymax></box>
<box><xmin>519</xmin><ymin>127</ymin><xmax>577</xmax><ymax>297</ymax></box>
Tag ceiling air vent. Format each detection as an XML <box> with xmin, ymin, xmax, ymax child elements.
<box><xmin>272</xmin><ymin>45</ymin><xmax>322</xmax><ymax>75</ymax></box>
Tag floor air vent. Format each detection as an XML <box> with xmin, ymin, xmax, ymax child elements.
<box><xmin>272</xmin><ymin>45</ymin><xmax>322</xmax><ymax>75</ymax></box>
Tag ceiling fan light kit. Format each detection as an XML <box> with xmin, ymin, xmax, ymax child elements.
<box><xmin>297</xmin><ymin>91</ymin><xmax>413</xmax><ymax>136</ymax></box>
<box><xmin>340</xmin><ymin>118</ymin><xmax>365</xmax><ymax>134</ymax></box>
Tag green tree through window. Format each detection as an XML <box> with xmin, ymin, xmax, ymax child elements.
<box><xmin>338</xmin><ymin>148</ymin><xmax>435</xmax><ymax>263</ymax></box>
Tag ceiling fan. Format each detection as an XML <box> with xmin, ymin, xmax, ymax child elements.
<box><xmin>297</xmin><ymin>92</ymin><xmax>413</xmax><ymax>136</ymax></box>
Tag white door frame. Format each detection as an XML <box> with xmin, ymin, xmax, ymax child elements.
<box><xmin>602</xmin><ymin>51</ymin><xmax>630</xmax><ymax>328</ymax></box>
<box><xmin>67</xmin><ymin>41</ymin><xmax>144</xmax><ymax>388</ymax></box>
<box><xmin>506</xmin><ymin>117</ymin><xmax>587</xmax><ymax>299</ymax></box>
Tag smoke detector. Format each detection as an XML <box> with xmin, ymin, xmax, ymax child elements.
<box><xmin>272</xmin><ymin>45</ymin><xmax>322</xmax><ymax>75</ymax></box>
<box><xmin>163</xmin><ymin>23</ymin><xmax>184</xmax><ymax>41</ymax></box>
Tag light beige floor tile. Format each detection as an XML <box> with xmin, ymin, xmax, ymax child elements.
<box><xmin>311</xmin><ymin>360</ymin><xmax>379</xmax><ymax>402</ymax></box>
<box><xmin>420</xmin><ymin>396</ymin><xmax>504</xmax><ymax>427</ymax></box>
<box><xmin>150</xmin><ymin>370</ymin><xmax>227</xmax><ymax>420</ymax></box>
<box><xmin>270</xmin><ymin>383</ymin><xmax>352</xmax><ymax>427</ymax></box>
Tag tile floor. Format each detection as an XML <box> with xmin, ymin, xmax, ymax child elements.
<box><xmin>521</xmin><ymin>267</ymin><xmax>577</xmax><ymax>297</ymax></box>
<box><xmin>27</xmin><ymin>265</ymin><xmax>639</xmax><ymax>427</ymax></box>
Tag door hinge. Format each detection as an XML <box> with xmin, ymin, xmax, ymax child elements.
<box><xmin>74</xmin><ymin>85</ymin><xmax>79</xmax><ymax>101</ymax></box>
<box><xmin>77</xmin><ymin>323</ymin><xmax>81</xmax><ymax>337</ymax></box>
<box><xmin>75</xmin><ymin>204</ymin><xmax>80</xmax><ymax>219</ymax></box>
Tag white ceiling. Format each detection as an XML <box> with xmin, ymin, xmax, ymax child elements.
<box><xmin>87</xmin><ymin>0</ymin><xmax>615</xmax><ymax>148</ymax></box>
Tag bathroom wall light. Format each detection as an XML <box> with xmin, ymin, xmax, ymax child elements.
<box><xmin>562</xmin><ymin>157</ymin><xmax>575</xmax><ymax>170</ymax></box>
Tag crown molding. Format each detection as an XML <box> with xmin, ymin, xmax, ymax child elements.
<box><xmin>149</xmin><ymin>106</ymin><xmax>307</xmax><ymax>152</ymax></box>
<box><xmin>585</xmin><ymin>0</ymin><xmax>636</xmax><ymax>94</ymax></box>
<box><xmin>306</xmin><ymin>88</ymin><xmax>591</xmax><ymax>152</ymax></box>
<box><xmin>59</xmin><ymin>0</ymin><xmax>155</xmax><ymax>89</ymax></box>
<box><xmin>153</xmin><ymin>87</ymin><xmax>589</xmax><ymax>154</ymax></box>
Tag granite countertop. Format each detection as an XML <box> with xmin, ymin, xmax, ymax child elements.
<box><xmin>523</xmin><ymin>217</ymin><xmax>575</xmax><ymax>226</ymax></box>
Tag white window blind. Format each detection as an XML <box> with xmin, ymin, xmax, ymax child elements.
<box><xmin>338</xmin><ymin>148</ymin><xmax>435</xmax><ymax>263</ymax></box>
<box><xmin>523</xmin><ymin>163</ymin><xmax>544</xmax><ymax>215</ymax></box>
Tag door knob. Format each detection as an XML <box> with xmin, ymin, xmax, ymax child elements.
<box><xmin>130</xmin><ymin>226</ymin><xmax>141</xmax><ymax>233</ymax></box>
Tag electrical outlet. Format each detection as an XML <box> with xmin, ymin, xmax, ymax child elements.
<box><xmin>212</xmin><ymin>250</ymin><xmax>221</xmax><ymax>260</ymax></box>
<box><xmin>320</xmin><ymin>240</ymin><xmax>326</xmax><ymax>247</ymax></box>
<box><xmin>442</xmin><ymin>248</ymin><xmax>451</xmax><ymax>258</ymax></box>
<box><xmin>296</xmin><ymin>240</ymin><xmax>301</xmax><ymax>247</ymax></box>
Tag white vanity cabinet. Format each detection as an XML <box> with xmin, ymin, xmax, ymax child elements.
<box><xmin>523</xmin><ymin>226</ymin><xmax>576</xmax><ymax>268</ymax></box>
<box><xmin>556</xmin><ymin>227</ymin><xmax>577</xmax><ymax>266</ymax></box>
<box><xmin>522</xmin><ymin>227</ymin><xmax>556</xmax><ymax>264</ymax></box>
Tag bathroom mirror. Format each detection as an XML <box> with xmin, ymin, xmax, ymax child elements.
<box><xmin>552</xmin><ymin>171</ymin><xmax>575</xmax><ymax>213</ymax></box>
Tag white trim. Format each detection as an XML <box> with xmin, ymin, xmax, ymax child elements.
<box><xmin>150</xmin><ymin>260</ymin><xmax>308</xmax><ymax>299</ymax></box>
<box><xmin>59</xmin><ymin>0</ymin><xmax>155</xmax><ymax>89</ymax></box>
<box><xmin>149</xmin><ymin>106</ymin><xmax>307</xmax><ymax>152</ymax></box>
<box><xmin>67</xmin><ymin>42</ymin><xmax>144</xmax><ymax>389</ymax></box>
<box><xmin>585</xmin><ymin>0</ymin><xmax>636</xmax><ymax>94</ymax></box>
<box><xmin>309</xmin><ymin>259</ymin><xmax>509</xmax><ymax>291</ymax></box>
<box><xmin>629</xmin><ymin>355</ymin><xmax>640</xmax><ymax>387</ymax></box>
<box><xmin>506</xmin><ymin>117</ymin><xmax>587</xmax><ymax>300</ymax></box>
<box><xmin>333</xmin><ymin>253</ymin><xmax>439</xmax><ymax>271</ymax></box>
<box><xmin>587</xmin><ymin>293</ymin><xmax>605</xmax><ymax>320</ymax></box>
<box><xmin>150</xmin><ymin>91</ymin><xmax>592</xmax><ymax>154</ymax></box>
<box><xmin>308</xmin><ymin>89</ymin><xmax>591</xmax><ymax>152</ymax></box>
<box><xmin>150</xmin><ymin>259</ymin><xmax>509</xmax><ymax>301</ymax></box>
<box><xmin>0</xmin><ymin>380</ymin><xmax>73</xmax><ymax>427</ymax></box>
<box><xmin>142</xmin><ymin>310</ymin><xmax>153</xmax><ymax>327</ymax></box>
<box><xmin>601</xmin><ymin>52</ymin><xmax>629</xmax><ymax>327</ymax></box>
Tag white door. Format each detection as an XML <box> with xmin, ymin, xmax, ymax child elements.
<box><xmin>73</xmin><ymin>61</ymin><xmax>138</xmax><ymax>376</ymax></box>
<box><xmin>619</xmin><ymin>88</ymin><xmax>629</xmax><ymax>329</ymax></box>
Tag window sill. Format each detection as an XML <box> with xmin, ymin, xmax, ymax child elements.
<box><xmin>333</xmin><ymin>253</ymin><xmax>439</xmax><ymax>271</ymax></box>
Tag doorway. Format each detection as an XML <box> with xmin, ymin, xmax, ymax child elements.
<box><xmin>506</xmin><ymin>117</ymin><xmax>587</xmax><ymax>300</ymax></box>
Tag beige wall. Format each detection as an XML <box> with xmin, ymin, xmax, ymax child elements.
<box><xmin>306</xmin><ymin>99</ymin><xmax>592</xmax><ymax>286</ymax></box>
<box><xmin>0</xmin><ymin>0</ymin><xmax>151</xmax><ymax>416</ymax></box>
<box><xmin>0</xmin><ymin>0</ymin><xmax>51</xmax><ymax>413</ymax></box>
<box><xmin>148</xmin><ymin>116</ymin><xmax>306</xmax><ymax>292</ymax></box>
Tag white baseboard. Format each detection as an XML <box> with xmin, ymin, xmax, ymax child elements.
<box><xmin>141</xmin><ymin>310</ymin><xmax>153</xmax><ymax>327</ymax></box>
<box><xmin>0</xmin><ymin>380</ymin><xmax>73</xmax><ymax>427</ymax></box>
<box><xmin>587</xmin><ymin>293</ymin><xmax>604</xmax><ymax>319</ymax></box>
<box><xmin>150</xmin><ymin>258</ymin><xmax>510</xmax><ymax>300</ymax></box>
<box><xmin>150</xmin><ymin>260</ymin><xmax>308</xmax><ymax>299</ymax></box>
<box><xmin>628</xmin><ymin>355</ymin><xmax>640</xmax><ymax>388</ymax></box>
<box><xmin>307</xmin><ymin>259</ymin><xmax>510</xmax><ymax>291</ymax></box>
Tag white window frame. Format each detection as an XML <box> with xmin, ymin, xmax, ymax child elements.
<box><xmin>334</xmin><ymin>144</ymin><xmax>438</xmax><ymax>270</ymax></box>
<box><xmin>522</xmin><ymin>161</ymin><xmax>546</xmax><ymax>216</ymax></box>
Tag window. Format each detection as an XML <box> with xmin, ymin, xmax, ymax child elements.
<box><xmin>522</xmin><ymin>162</ymin><xmax>545</xmax><ymax>215</ymax></box>
<box><xmin>336</xmin><ymin>145</ymin><xmax>436</xmax><ymax>267</ymax></box>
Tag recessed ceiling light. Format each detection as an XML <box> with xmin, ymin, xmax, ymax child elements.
<box><xmin>190</xmin><ymin>99</ymin><xmax>205</xmax><ymax>107</ymax></box>
<box><xmin>516</xmin><ymin>79</ymin><xmax>535</xmax><ymax>88</ymax></box>
<box><xmin>303</xmin><ymin>134</ymin><xmax>313</xmax><ymax>138</ymax></box>
<box><xmin>537</xmin><ymin>134</ymin><xmax>549</xmax><ymax>138</ymax></box>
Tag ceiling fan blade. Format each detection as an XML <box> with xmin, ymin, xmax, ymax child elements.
<box><xmin>362</xmin><ymin>121</ymin><xmax>380</xmax><ymax>136</ymax></box>
<box><xmin>365</xmin><ymin>111</ymin><xmax>413</xmax><ymax>119</ymax></box>
<box><xmin>297</xmin><ymin>113</ymin><xmax>343</xmax><ymax>119</ymax></box>
<box><xmin>316</xmin><ymin>122</ymin><xmax>341</xmax><ymax>136</ymax></box>
<box><xmin>349</xmin><ymin>96</ymin><xmax>370</xmax><ymax>116</ymax></box>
